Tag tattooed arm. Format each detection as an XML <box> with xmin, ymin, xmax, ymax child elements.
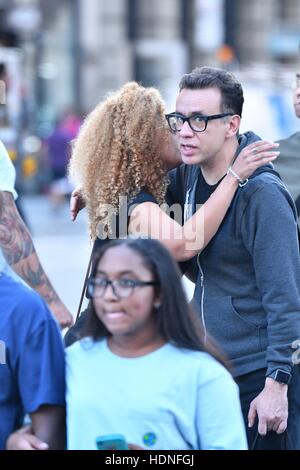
<box><xmin>0</xmin><ymin>191</ymin><xmax>73</xmax><ymax>327</ymax></box>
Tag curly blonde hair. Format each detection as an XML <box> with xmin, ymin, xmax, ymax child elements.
<box><xmin>69</xmin><ymin>82</ymin><xmax>169</xmax><ymax>240</ymax></box>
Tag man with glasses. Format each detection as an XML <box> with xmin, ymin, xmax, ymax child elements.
<box><xmin>274</xmin><ymin>72</ymin><xmax>300</xmax><ymax>217</ymax></box>
<box><xmin>166</xmin><ymin>66</ymin><xmax>300</xmax><ymax>449</ymax></box>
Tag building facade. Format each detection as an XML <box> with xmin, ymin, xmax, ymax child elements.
<box><xmin>1</xmin><ymin>0</ymin><xmax>300</xmax><ymax>122</ymax></box>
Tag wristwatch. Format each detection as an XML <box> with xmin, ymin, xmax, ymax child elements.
<box><xmin>267</xmin><ymin>369</ymin><xmax>292</xmax><ymax>385</ymax></box>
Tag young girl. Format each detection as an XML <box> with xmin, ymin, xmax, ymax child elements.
<box><xmin>66</xmin><ymin>238</ymin><xmax>248</xmax><ymax>450</ymax></box>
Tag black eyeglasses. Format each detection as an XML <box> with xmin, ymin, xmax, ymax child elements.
<box><xmin>87</xmin><ymin>277</ymin><xmax>159</xmax><ymax>299</ymax></box>
<box><xmin>165</xmin><ymin>112</ymin><xmax>234</xmax><ymax>133</ymax></box>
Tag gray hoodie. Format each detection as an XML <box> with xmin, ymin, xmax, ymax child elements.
<box><xmin>168</xmin><ymin>131</ymin><xmax>300</xmax><ymax>377</ymax></box>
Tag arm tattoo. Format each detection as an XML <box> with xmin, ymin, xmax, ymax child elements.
<box><xmin>0</xmin><ymin>192</ymin><xmax>34</xmax><ymax>264</ymax></box>
<box><xmin>0</xmin><ymin>191</ymin><xmax>59</xmax><ymax>305</ymax></box>
<box><xmin>17</xmin><ymin>262</ymin><xmax>60</xmax><ymax>305</ymax></box>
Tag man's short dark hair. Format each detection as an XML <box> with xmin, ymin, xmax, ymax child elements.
<box><xmin>179</xmin><ymin>66</ymin><xmax>244</xmax><ymax>117</ymax></box>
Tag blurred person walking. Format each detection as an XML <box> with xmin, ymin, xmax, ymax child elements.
<box><xmin>166</xmin><ymin>66</ymin><xmax>300</xmax><ymax>449</ymax></box>
<box><xmin>274</xmin><ymin>71</ymin><xmax>300</xmax><ymax>217</ymax></box>
<box><xmin>47</xmin><ymin>110</ymin><xmax>80</xmax><ymax>181</ymax></box>
<box><xmin>0</xmin><ymin>139</ymin><xmax>73</xmax><ymax>327</ymax></box>
<box><xmin>46</xmin><ymin>110</ymin><xmax>81</xmax><ymax>210</ymax></box>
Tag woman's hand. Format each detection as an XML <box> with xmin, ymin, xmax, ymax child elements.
<box><xmin>232</xmin><ymin>141</ymin><xmax>280</xmax><ymax>182</ymax></box>
<box><xmin>70</xmin><ymin>186</ymin><xmax>85</xmax><ymax>221</ymax></box>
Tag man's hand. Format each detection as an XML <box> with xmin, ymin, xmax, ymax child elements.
<box><xmin>48</xmin><ymin>300</ymin><xmax>73</xmax><ymax>328</ymax></box>
<box><xmin>248</xmin><ymin>377</ymin><xmax>288</xmax><ymax>435</ymax></box>
<box><xmin>70</xmin><ymin>186</ymin><xmax>85</xmax><ymax>222</ymax></box>
<box><xmin>6</xmin><ymin>426</ymin><xmax>49</xmax><ymax>451</ymax></box>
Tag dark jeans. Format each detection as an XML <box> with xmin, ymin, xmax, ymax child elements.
<box><xmin>236</xmin><ymin>367</ymin><xmax>300</xmax><ymax>450</ymax></box>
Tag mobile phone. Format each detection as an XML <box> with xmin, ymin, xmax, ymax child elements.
<box><xmin>95</xmin><ymin>434</ymin><xmax>129</xmax><ymax>451</ymax></box>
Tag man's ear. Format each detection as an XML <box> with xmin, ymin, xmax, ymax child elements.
<box><xmin>226</xmin><ymin>115</ymin><xmax>241</xmax><ymax>138</ymax></box>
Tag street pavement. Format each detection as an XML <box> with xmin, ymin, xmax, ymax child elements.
<box><xmin>22</xmin><ymin>194</ymin><xmax>194</xmax><ymax>321</ymax></box>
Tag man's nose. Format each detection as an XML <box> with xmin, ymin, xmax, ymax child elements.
<box><xmin>179</xmin><ymin>120</ymin><xmax>194</xmax><ymax>137</ymax></box>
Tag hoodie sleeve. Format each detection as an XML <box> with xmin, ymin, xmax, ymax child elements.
<box><xmin>241</xmin><ymin>176</ymin><xmax>300</xmax><ymax>376</ymax></box>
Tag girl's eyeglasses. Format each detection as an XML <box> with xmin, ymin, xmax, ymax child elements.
<box><xmin>87</xmin><ymin>277</ymin><xmax>159</xmax><ymax>299</ymax></box>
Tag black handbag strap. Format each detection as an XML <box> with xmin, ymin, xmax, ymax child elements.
<box><xmin>75</xmin><ymin>252</ymin><xmax>93</xmax><ymax>321</ymax></box>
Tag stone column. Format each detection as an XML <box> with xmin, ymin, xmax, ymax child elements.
<box><xmin>235</xmin><ymin>0</ymin><xmax>280</xmax><ymax>64</ymax></box>
<box><xmin>79</xmin><ymin>0</ymin><xmax>132</xmax><ymax>111</ymax></box>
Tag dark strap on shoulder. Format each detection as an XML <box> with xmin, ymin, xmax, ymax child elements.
<box><xmin>75</xmin><ymin>252</ymin><xmax>93</xmax><ymax>321</ymax></box>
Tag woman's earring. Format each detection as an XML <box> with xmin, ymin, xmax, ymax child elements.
<box><xmin>153</xmin><ymin>302</ymin><xmax>161</xmax><ymax>309</ymax></box>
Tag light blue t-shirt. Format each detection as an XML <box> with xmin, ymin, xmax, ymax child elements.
<box><xmin>66</xmin><ymin>339</ymin><xmax>248</xmax><ymax>450</ymax></box>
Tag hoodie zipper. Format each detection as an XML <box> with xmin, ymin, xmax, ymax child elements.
<box><xmin>197</xmin><ymin>252</ymin><xmax>207</xmax><ymax>342</ymax></box>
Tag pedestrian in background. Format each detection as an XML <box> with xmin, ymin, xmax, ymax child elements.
<box><xmin>274</xmin><ymin>71</ymin><xmax>300</xmax><ymax>217</ymax></box>
<box><xmin>46</xmin><ymin>110</ymin><xmax>81</xmax><ymax>210</ymax></box>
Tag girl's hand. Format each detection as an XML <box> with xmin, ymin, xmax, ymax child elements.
<box><xmin>232</xmin><ymin>141</ymin><xmax>280</xmax><ymax>182</ymax></box>
<box><xmin>128</xmin><ymin>443</ymin><xmax>145</xmax><ymax>450</ymax></box>
<box><xmin>70</xmin><ymin>186</ymin><xmax>85</xmax><ymax>221</ymax></box>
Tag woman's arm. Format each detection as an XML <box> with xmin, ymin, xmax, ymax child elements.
<box><xmin>129</xmin><ymin>141</ymin><xmax>279</xmax><ymax>260</ymax></box>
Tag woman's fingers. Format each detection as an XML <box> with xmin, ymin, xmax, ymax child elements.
<box><xmin>248</xmin><ymin>142</ymin><xmax>280</xmax><ymax>162</ymax></box>
<box><xmin>70</xmin><ymin>195</ymin><xmax>80</xmax><ymax>221</ymax></box>
<box><xmin>246</xmin><ymin>141</ymin><xmax>279</xmax><ymax>153</ymax></box>
<box><xmin>252</xmin><ymin>153</ymin><xmax>279</xmax><ymax>169</ymax></box>
<box><xmin>237</xmin><ymin>140</ymin><xmax>279</xmax><ymax>161</ymax></box>
<box><xmin>251</xmin><ymin>151</ymin><xmax>280</xmax><ymax>163</ymax></box>
<box><xmin>233</xmin><ymin>141</ymin><xmax>280</xmax><ymax>180</ymax></box>
<box><xmin>70</xmin><ymin>187</ymin><xmax>85</xmax><ymax>221</ymax></box>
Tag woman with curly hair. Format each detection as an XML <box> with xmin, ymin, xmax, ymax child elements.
<box><xmin>69</xmin><ymin>81</ymin><xmax>178</xmax><ymax>242</ymax></box>
<box><xmin>69</xmin><ymin>81</ymin><xmax>278</xmax><ymax>261</ymax></box>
